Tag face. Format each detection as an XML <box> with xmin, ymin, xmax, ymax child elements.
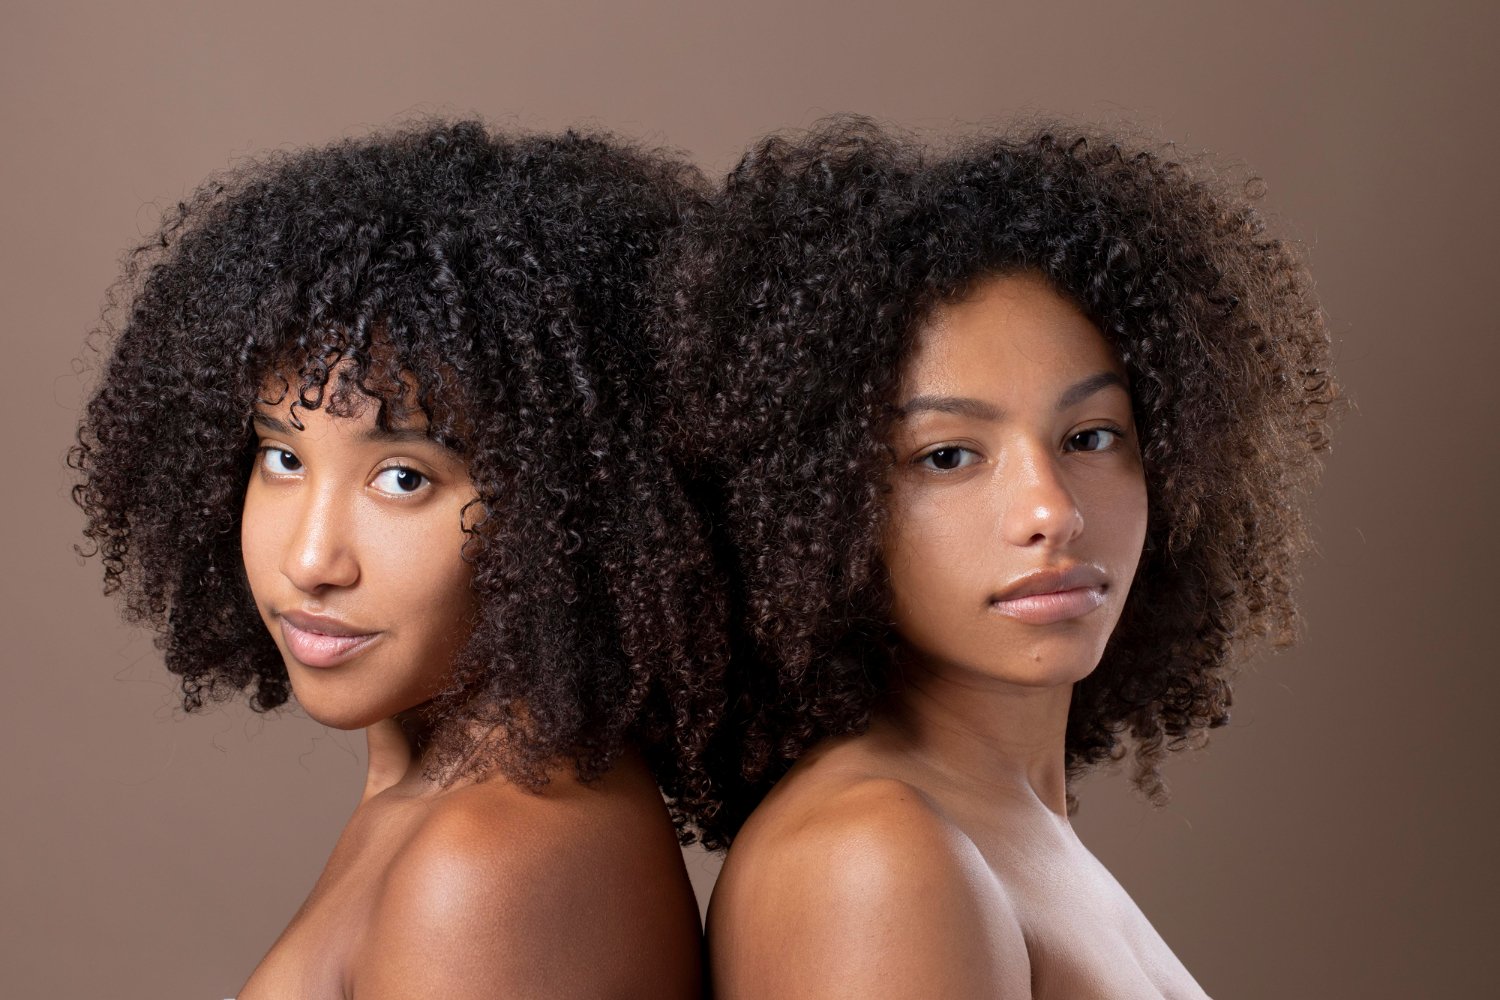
<box><xmin>241</xmin><ymin>379</ymin><xmax>479</xmax><ymax>731</ymax></box>
<box><xmin>882</xmin><ymin>272</ymin><xmax>1148</xmax><ymax>690</ymax></box>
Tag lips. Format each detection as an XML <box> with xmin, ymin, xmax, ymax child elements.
<box><xmin>989</xmin><ymin>564</ymin><xmax>1108</xmax><ymax>625</ymax></box>
<box><xmin>277</xmin><ymin>610</ymin><xmax>380</xmax><ymax>668</ymax></box>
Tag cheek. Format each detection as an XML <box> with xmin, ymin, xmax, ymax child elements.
<box><xmin>239</xmin><ymin>482</ymin><xmax>282</xmax><ymax>603</ymax></box>
<box><xmin>1114</xmin><ymin>472</ymin><xmax>1150</xmax><ymax>556</ymax></box>
<box><xmin>1082</xmin><ymin>468</ymin><xmax>1149</xmax><ymax>578</ymax></box>
<box><xmin>882</xmin><ymin>492</ymin><xmax>986</xmax><ymax>626</ymax></box>
<box><xmin>366</xmin><ymin>510</ymin><xmax>476</xmax><ymax>622</ymax></box>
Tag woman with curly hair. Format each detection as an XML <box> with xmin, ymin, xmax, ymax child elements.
<box><xmin>656</xmin><ymin>119</ymin><xmax>1336</xmax><ymax>997</ymax></box>
<box><xmin>72</xmin><ymin>120</ymin><xmax>718</xmax><ymax>998</ymax></box>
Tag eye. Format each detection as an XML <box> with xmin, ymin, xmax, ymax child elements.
<box><xmin>916</xmin><ymin>446</ymin><xmax>980</xmax><ymax>472</ymax></box>
<box><xmin>259</xmin><ymin>447</ymin><xmax>302</xmax><ymax>474</ymax></box>
<box><xmin>371</xmin><ymin>466</ymin><xmax>429</xmax><ymax>496</ymax></box>
<box><xmin>1065</xmin><ymin>427</ymin><xmax>1123</xmax><ymax>452</ymax></box>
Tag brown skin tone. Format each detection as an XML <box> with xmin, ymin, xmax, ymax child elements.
<box><xmin>237</xmin><ymin>384</ymin><xmax>703</xmax><ymax>1000</ymax></box>
<box><xmin>708</xmin><ymin>273</ymin><xmax>1210</xmax><ymax>1000</ymax></box>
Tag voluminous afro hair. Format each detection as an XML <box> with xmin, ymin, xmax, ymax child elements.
<box><xmin>655</xmin><ymin>117</ymin><xmax>1338</xmax><ymax>845</ymax></box>
<box><xmin>71</xmin><ymin>120</ymin><xmax>728</xmax><ymax>828</ymax></box>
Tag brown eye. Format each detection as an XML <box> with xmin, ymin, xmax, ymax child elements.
<box><xmin>372</xmin><ymin>466</ymin><xmax>429</xmax><ymax>496</ymax></box>
<box><xmin>260</xmin><ymin>447</ymin><xmax>302</xmax><ymax>473</ymax></box>
<box><xmin>1066</xmin><ymin>428</ymin><xmax>1120</xmax><ymax>452</ymax></box>
<box><xmin>917</xmin><ymin>447</ymin><xmax>979</xmax><ymax>471</ymax></box>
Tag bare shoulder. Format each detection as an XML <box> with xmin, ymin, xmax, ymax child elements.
<box><xmin>355</xmin><ymin>774</ymin><xmax>701</xmax><ymax>999</ymax></box>
<box><xmin>382</xmin><ymin>781</ymin><xmax>589</xmax><ymax>910</ymax></box>
<box><xmin>726</xmin><ymin>773</ymin><xmax>972</xmax><ymax>883</ymax></box>
<box><xmin>709</xmin><ymin>774</ymin><xmax>1030</xmax><ymax>1000</ymax></box>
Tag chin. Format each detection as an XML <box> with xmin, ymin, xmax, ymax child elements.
<box><xmin>291</xmin><ymin>696</ymin><xmax>381</xmax><ymax>731</ymax></box>
<box><xmin>963</xmin><ymin>633</ymin><xmax>1110</xmax><ymax>690</ymax></box>
<box><xmin>993</xmin><ymin>657</ymin><xmax>1102</xmax><ymax>689</ymax></box>
<box><xmin>284</xmin><ymin>673</ymin><xmax>387</xmax><ymax>731</ymax></box>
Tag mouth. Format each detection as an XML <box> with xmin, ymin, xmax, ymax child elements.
<box><xmin>989</xmin><ymin>565</ymin><xmax>1108</xmax><ymax>625</ymax></box>
<box><xmin>277</xmin><ymin>610</ymin><xmax>381</xmax><ymax>669</ymax></box>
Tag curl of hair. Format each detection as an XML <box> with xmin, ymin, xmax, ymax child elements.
<box><xmin>71</xmin><ymin>120</ymin><xmax>729</xmax><ymax>836</ymax></box>
<box><xmin>654</xmin><ymin>117</ymin><xmax>1339</xmax><ymax>845</ymax></box>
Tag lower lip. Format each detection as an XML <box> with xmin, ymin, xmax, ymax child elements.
<box><xmin>990</xmin><ymin>587</ymin><xmax>1106</xmax><ymax>625</ymax></box>
<box><xmin>278</xmin><ymin>619</ymin><xmax>380</xmax><ymax>668</ymax></box>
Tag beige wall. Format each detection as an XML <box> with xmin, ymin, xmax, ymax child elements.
<box><xmin>4</xmin><ymin>2</ymin><xmax>1494</xmax><ymax>996</ymax></box>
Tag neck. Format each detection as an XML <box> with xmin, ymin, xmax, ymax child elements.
<box><xmin>874</xmin><ymin>650</ymin><xmax>1075</xmax><ymax>816</ymax></box>
<box><xmin>362</xmin><ymin>709</ymin><xmax>437</xmax><ymax>802</ymax></box>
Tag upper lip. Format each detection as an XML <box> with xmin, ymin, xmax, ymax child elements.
<box><xmin>277</xmin><ymin>609</ymin><xmax>377</xmax><ymax>638</ymax></box>
<box><xmin>991</xmin><ymin>564</ymin><xmax>1107</xmax><ymax>602</ymax></box>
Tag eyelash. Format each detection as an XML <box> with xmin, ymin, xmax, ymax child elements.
<box><xmin>912</xmin><ymin>425</ymin><xmax>1128</xmax><ymax>471</ymax></box>
<box><xmin>914</xmin><ymin>446</ymin><xmax>980</xmax><ymax>472</ymax></box>
<box><xmin>254</xmin><ymin>447</ymin><xmax>431</xmax><ymax>496</ymax></box>
<box><xmin>370</xmin><ymin>466</ymin><xmax>429</xmax><ymax>496</ymax></box>
<box><xmin>1064</xmin><ymin>425</ymin><xmax>1127</xmax><ymax>453</ymax></box>
<box><xmin>258</xmin><ymin>446</ymin><xmax>302</xmax><ymax>476</ymax></box>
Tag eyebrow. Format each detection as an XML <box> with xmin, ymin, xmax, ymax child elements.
<box><xmin>897</xmin><ymin>395</ymin><xmax>1004</xmax><ymax>421</ymax></box>
<box><xmin>897</xmin><ymin>371</ymin><xmax>1129</xmax><ymax>421</ymax></box>
<box><xmin>1055</xmin><ymin>371</ymin><xmax>1129</xmax><ymax>412</ymax></box>
<box><xmin>251</xmin><ymin>411</ymin><xmax>443</xmax><ymax>447</ymax></box>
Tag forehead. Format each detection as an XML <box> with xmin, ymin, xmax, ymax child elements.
<box><xmin>249</xmin><ymin>382</ymin><xmax>468</xmax><ymax>469</ymax></box>
<box><xmin>252</xmin><ymin>353</ymin><xmax>434</xmax><ymax>429</ymax></box>
<box><xmin>902</xmin><ymin>273</ymin><xmax>1122</xmax><ymax>395</ymax></box>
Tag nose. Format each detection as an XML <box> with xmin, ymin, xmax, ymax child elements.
<box><xmin>279</xmin><ymin>483</ymin><xmax>360</xmax><ymax>593</ymax></box>
<box><xmin>1000</xmin><ymin>448</ymin><xmax>1085</xmax><ymax>549</ymax></box>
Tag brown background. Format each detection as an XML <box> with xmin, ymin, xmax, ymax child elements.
<box><xmin>4</xmin><ymin>1</ymin><xmax>1495</xmax><ymax>997</ymax></box>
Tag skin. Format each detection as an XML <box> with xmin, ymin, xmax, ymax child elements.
<box><xmin>236</xmin><ymin>379</ymin><xmax>703</xmax><ymax>1000</ymax></box>
<box><xmin>707</xmin><ymin>273</ymin><xmax>1210</xmax><ymax>1000</ymax></box>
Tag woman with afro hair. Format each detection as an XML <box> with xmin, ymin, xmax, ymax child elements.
<box><xmin>655</xmin><ymin>118</ymin><xmax>1337</xmax><ymax>998</ymax></box>
<box><xmin>71</xmin><ymin>120</ymin><xmax>719</xmax><ymax>998</ymax></box>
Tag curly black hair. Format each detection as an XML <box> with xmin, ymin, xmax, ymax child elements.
<box><xmin>71</xmin><ymin>120</ymin><xmax>729</xmax><ymax>829</ymax></box>
<box><xmin>654</xmin><ymin>117</ymin><xmax>1338</xmax><ymax>845</ymax></box>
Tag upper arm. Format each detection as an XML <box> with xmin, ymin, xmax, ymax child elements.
<box><xmin>709</xmin><ymin>782</ymin><xmax>1030</xmax><ymax>1000</ymax></box>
